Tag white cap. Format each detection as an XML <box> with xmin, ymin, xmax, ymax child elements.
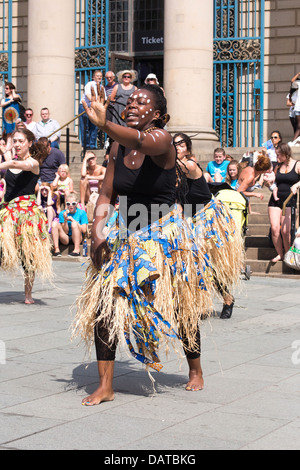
<box><xmin>145</xmin><ymin>73</ymin><xmax>159</xmax><ymax>85</ymax></box>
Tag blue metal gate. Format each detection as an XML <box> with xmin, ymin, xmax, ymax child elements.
<box><xmin>74</xmin><ymin>0</ymin><xmax>109</xmax><ymax>141</ymax></box>
<box><xmin>213</xmin><ymin>0</ymin><xmax>265</xmax><ymax>148</ymax></box>
<box><xmin>0</xmin><ymin>0</ymin><xmax>13</xmax><ymax>126</ymax></box>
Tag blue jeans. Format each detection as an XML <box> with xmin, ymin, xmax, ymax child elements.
<box><xmin>51</xmin><ymin>140</ymin><xmax>60</xmax><ymax>149</ymax></box>
<box><xmin>79</xmin><ymin>103</ymin><xmax>98</xmax><ymax>149</ymax></box>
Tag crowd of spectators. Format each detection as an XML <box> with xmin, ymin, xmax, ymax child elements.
<box><xmin>1</xmin><ymin>70</ymin><xmax>300</xmax><ymax>264</ymax></box>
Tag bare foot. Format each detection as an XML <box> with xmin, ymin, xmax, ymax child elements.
<box><xmin>82</xmin><ymin>387</ymin><xmax>115</xmax><ymax>406</ymax></box>
<box><xmin>271</xmin><ymin>255</ymin><xmax>282</xmax><ymax>263</ymax></box>
<box><xmin>185</xmin><ymin>371</ymin><xmax>204</xmax><ymax>391</ymax></box>
<box><xmin>25</xmin><ymin>297</ymin><xmax>35</xmax><ymax>304</ymax></box>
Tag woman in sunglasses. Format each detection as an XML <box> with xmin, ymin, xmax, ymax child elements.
<box><xmin>0</xmin><ymin>128</ymin><xmax>52</xmax><ymax>304</ymax></box>
<box><xmin>51</xmin><ymin>193</ymin><xmax>88</xmax><ymax>257</ymax></box>
<box><xmin>109</xmin><ymin>70</ymin><xmax>138</xmax><ymax>126</ymax></box>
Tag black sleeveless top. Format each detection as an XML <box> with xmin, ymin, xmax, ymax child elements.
<box><xmin>269</xmin><ymin>161</ymin><xmax>300</xmax><ymax>208</ymax></box>
<box><xmin>186</xmin><ymin>174</ymin><xmax>212</xmax><ymax>217</ymax></box>
<box><xmin>113</xmin><ymin>145</ymin><xmax>176</xmax><ymax>229</ymax></box>
<box><xmin>4</xmin><ymin>169</ymin><xmax>39</xmax><ymax>203</ymax></box>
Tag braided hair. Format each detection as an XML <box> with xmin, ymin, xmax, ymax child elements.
<box><xmin>139</xmin><ymin>84</ymin><xmax>168</xmax><ymax>129</ymax></box>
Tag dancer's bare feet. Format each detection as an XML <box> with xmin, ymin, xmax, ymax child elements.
<box><xmin>185</xmin><ymin>370</ymin><xmax>204</xmax><ymax>391</ymax></box>
<box><xmin>186</xmin><ymin>358</ymin><xmax>204</xmax><ymax>391</ymax></box>
<box><xmin>82</xmin><ymin>386</ymin><xmax>115</xmax><ymax>406</ymax></box>
<box><xmin>25</xmin><ymin>296</ymin><xmax>35</xmax><ymax>305</ymax></box>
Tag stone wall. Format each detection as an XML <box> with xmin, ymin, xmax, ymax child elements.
<box><xmin>5</xmin><ymin>1</ymin><xmax>300</xmax><ymax>148</ymax></box>
<box><xmin>264</xmin><ymin>0</ymin><xmax>300</xmax><ymax>143</ymax></box>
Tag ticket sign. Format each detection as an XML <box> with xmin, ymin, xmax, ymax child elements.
<box><xmin>134</xmin><ymin>31</ymin><xmax>164</xmax><ymax>53</ymax></box>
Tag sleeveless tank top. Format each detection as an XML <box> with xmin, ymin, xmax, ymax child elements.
<box><xmin>276</xmin><ymin>161</ymin><xmax>299</xmax><ymax>197</ymax></box>
<box><xmin>4</xmin><ymin>169</ymin><xmax>39</xmax><ymax>203</ymax></box>
<box><xmin>268</xmin><ymin>161</ymin><xmax>300</xmax><ymax>208</ymax></box>
<box><xmin>113</xmin><ymin>145</ymin><xmax>176</xmax><ymax>229</ymax></box>
<box><xmin>186</xmin><ymin>175</ymin><xmax>212</xmax><ymax>216</ymax></box>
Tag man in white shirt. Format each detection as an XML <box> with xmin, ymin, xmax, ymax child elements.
<box><xmin>78</xmin><ymin>70</ymin><xmax>104</xmax><ymax>149</ymax></box>
<box><xmin>35</xmin><ymin>108</ymin><xmax>61</xmax><ymax>148</ymax></box>
<box><xmin>24</xmin><ymin>108</ymin><xmax>37</xmax><ymax>134</ymax></box>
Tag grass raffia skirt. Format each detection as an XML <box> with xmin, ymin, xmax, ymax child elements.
<box><xmin>0</xmin><ymin>195</ymin><xmax>53</xmax><ymax>280</ymax></box>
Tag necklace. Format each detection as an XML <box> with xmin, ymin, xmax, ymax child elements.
<box><xmin>144</xmin><ymin>126</ymin><xmax>158</xmax><ymax>134</ymax></box>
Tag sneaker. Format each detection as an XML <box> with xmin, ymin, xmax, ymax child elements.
<box><xmin>68</xmin><ymin>252</ymin><xmax>81</xmax><ymax>257</ymax></box>
<box><xmin>53</xmin><ymin>251</ymin><xmax>62</xmax><ymax>257</ymax></box>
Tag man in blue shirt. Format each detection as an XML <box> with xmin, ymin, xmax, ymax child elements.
<box><xmin>51</xmin><ymin>193</ymin><xmax>88</xmax><ymax>257</ymax></box>
<box><xmin>205</xmin><ymin>148</ymin><xmax>230</xmax><ymax>183</ymax></box>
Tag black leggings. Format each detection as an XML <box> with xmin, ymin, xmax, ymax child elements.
<box><xmin>94</xmin><ymin>315</ymin><xmax>201</xmax><ymax>362</ymax></box>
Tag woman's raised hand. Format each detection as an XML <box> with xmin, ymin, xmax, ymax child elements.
<box><xmin>82</xmin><ymin>85</ymin><xmax>111</xmax><ymax>129</ymax></box>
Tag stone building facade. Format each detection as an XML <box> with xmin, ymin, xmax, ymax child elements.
<box><xmin>1</xmin><ymin>0</ymin><xmax>300</xmax><ymax>151</ymax></box>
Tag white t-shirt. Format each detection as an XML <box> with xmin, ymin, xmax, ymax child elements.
<box><xmin>80</xmin><ymin>81</ymin><xmax>106</xmax><ymax>107</ymax></box>
<box><xmin>26</xmin><ymin>121</ymin><xmax>37</xmax><ymax>133</ymax></box>
<box><xmin>292</xmin><ymin>81</ymin><xmax>300</xmax><ymax>112</ymax></box>
<box><xmin>287</xmin><ymin>90</ymin><xmax>297</xmax><ymax>117</ymax></box>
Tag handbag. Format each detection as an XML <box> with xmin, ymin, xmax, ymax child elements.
<box><xmin>284</xmin><ymin>244</ymin><xmax>300</xmax><ymax>271</ymax></box>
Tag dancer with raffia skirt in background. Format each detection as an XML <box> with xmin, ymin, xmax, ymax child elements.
<box><xmin>0</xmin><ymin>129</ymin><xmax>53</xmax><ymax>304</ymax></box>
<box><xmin>174</xmin><ymin>133</ymin><xmax>244</xmax><ymax>320</ymax></box>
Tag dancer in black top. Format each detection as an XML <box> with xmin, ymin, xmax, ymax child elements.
<box><xmin>174</xmin><ymin>133</ymin><xmax>243</xmax><ymax>320</ymax></box>
<box><xmin>73</xmin><ymin>85</ymin><xmax>215</xmax><ymax>405</ymax></box>
<box><xmin>0</xmin><ymin>129</ymin><xmax>52</xmax><ymax>304</ymax></box>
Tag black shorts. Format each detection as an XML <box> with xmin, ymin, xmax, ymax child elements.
<box><xmin>268</xmin><ymin>194</ymin><xmax>297</xmax><ymax>210</ymax></box>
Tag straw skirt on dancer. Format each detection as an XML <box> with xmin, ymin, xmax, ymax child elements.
<box><xmin>73</xmin><ymin>205</ymin><xmax>214</xmax><ymax>372</ymax></box>
<box><xmin>0</xmin><ymin>195</ymin><xmax>53</xmax><ymax>280</ymax></box>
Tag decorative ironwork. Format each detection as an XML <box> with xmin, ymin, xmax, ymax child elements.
<box><xmin>213</xmin><ymin>0</ymin><xmax>265</xmax><ymax>148</ymax></box>
<box><xmin>0</xmin><ymin>53</ymin><xmax>9</xmax><ymax>72</ymax></box>
<box><xmin>74</xmin><ymin>0</ymin><xmax>109</xmax><ymax>149</ymax></box>
<box><xmin>75</xmin><ymin>47</ymin><xmax>106</xmax><ymax>69</ymax></box>
<box><xmin>214</xmin><ymin>39</ymin><xmax>261</xmax><ymax>63</ymax></box>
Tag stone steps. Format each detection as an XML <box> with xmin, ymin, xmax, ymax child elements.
<box><xmin>54</xmin><ymin>147</ymin><xmax>300</xmax><ymax>278</ymax></box>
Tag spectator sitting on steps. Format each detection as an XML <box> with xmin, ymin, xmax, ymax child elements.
<box><xmin>204</xmin><ymin>148</ymin><xmax>230</xmax><ymax>183</ymax></box>
<box><xmin>51</xmin><ymin>192</ymin><xmax>88</xmax><ymax>257</ymax></box>
<box><xmin>80</xmin><ymin>150</ymin><xmax>106</xmax><ymax>219</ymax></box>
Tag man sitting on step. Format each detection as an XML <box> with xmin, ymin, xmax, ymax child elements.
<box><xmin>51</xmin><ymin>192</ymin><xmax>88</xmax><ymax>257</ymax></box>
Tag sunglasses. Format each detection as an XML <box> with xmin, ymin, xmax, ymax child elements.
<box><xmin>66</xmin><ymin>202</ymin><xmax>77</xmax><ymax>207</ymax></box>
<box><xmin>123</xmin><ymin>75</ymin><xmax>131</xmax><ymax>79</ymax></box>
<box><xmin>271</xmin><ymin>136</ymin><xmax>279</xmax><ymax>139</ymax></box>
<box><xmin>174</xmin><ymin>139</ymin><xmax>185</xmax><ymax>146</ymax></box>
<box><xmin>25</xmin><ymin>113</ymin><xmax>33</xmax><ymax>117</ymax></box>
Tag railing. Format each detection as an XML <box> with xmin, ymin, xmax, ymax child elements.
<box><xmin>74</xmin><ymin>0</ymin><xmax>109</xmax><ymax>148</ymax></box>
<box><xmin>213</xmin><ymin>0</ymin><xmax>265</xmax><ymax>148</ymax></box>
<box><xmin>0</xmin><ymin>0</ymin><xmax>13</xmax><ymax>129</ymax></box>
